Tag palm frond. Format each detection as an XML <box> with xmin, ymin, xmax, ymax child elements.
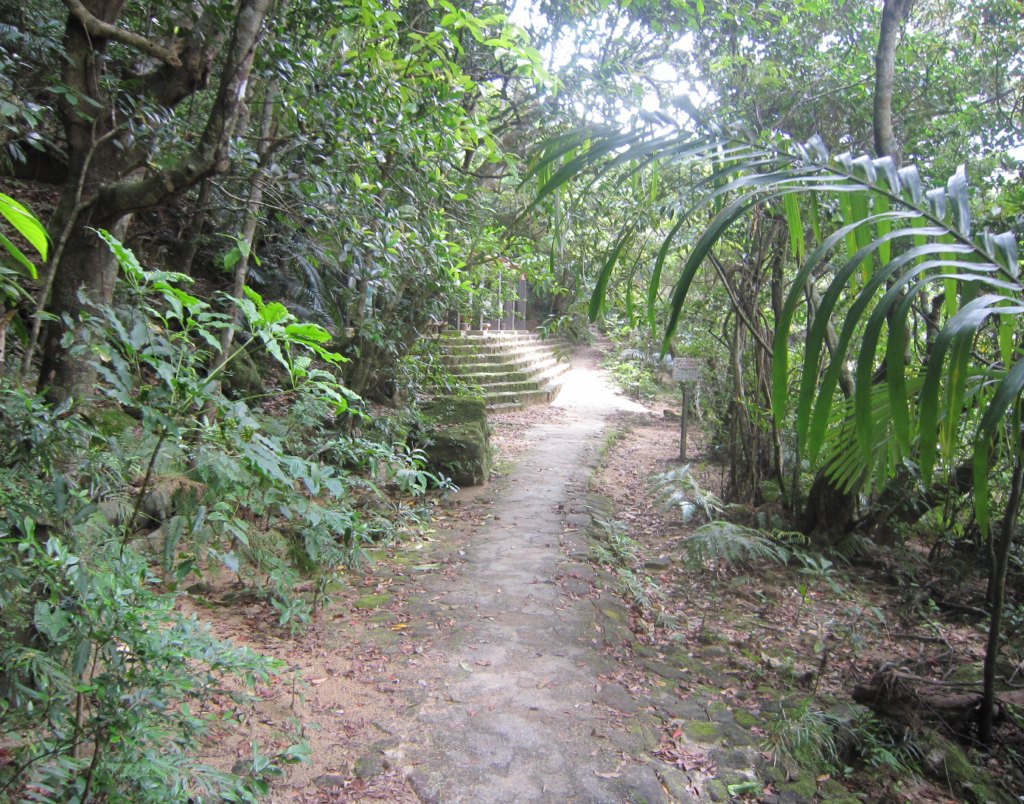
<box><xmin>529</xmin><ymin>120</ymin><xmax>1023</xmax><ymax>537</ymax></box>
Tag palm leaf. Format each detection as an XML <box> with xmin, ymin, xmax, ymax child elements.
<box><xmin>528</xmin><ymin>119</ymin><xmax>1023</xmax><ymax>529</ymax></box>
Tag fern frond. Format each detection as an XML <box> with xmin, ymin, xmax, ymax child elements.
<box><xmin>648</xmin><ymin>464</ymin><xmax>723</xmax><ymax>524</ymax></box>
<box><xmin>681</xmin><ymin>522</ymin><xmax>786</xmax><ymax>570</ymax></box>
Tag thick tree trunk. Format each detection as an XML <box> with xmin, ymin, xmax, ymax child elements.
<box><xmin>38</xmin><ymin>0</ymin><xmax>275</xmax><ymax>402</ymax></box>
<box><xmin>873</xmin><ymin>0</ymin><xmax>915</xmax><ymax>162</ymax></box>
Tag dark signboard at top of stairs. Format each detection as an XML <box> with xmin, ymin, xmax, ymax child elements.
<box><xmin>438</xmin><ymin>331</ymin><xmax>571</xmax><ymax>412</ymax></box>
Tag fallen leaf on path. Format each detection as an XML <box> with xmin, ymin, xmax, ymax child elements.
<box><xmin>309</xmin><ymin>678</ymin><xmax>328</xmax><ymax>686</ymax></box>
<box><xmin>459</xmin><ymin>661</ymin><xmax>475</xmax><ymax>673</ymax></box>
<box><xmin>475</xmin><ymin>659</ymin><xmax>491</xmax><ymax>666</ymax></box>
<box><xmin>595</xmin><ymin>771</ymin><xmax>622</xmax><ymax>778</ymax></box>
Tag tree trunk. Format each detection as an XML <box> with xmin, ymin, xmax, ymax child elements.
<box><xmin>38</xmin><ymin>0</ymin><xmax>275</xmax><ymax>402</ymax></box>
<box><xmin>980</xmin><ymin>453</ymin><xmax>1024</xmax><ymax>743</ymax></box>
<box><xmin>873</xmin><ymin>0</ymin><xmax>915</xmax><ymax>162</ymax></box>
<box><xmin>178</xmin><ymin>179</ymin><xmax>213</xmax><ymax>277</ymax></box>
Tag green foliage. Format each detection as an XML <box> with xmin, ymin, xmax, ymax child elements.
<box><xmin>680</xmin><ymin>522</ymin><xmax>788</xmax><ymax>571</ymax></box>
<box><xmin>763</xmin><ymin>699</ymin><xmax>842</xmax><ymax>775</ymax></box>
<box><xmin>648</xmin><ymin>464</ymin><xmax>723</xmax><ymax>524</ymax></box>
<box><xmin>529</xmin><ymin>121</ymin><xmax>1023</xmax><ymax>538</ymax></box>
<box><xmin>537</xmin><ymin>303</ymin><xmax>595</xmax><ymax>346</ymax></box>
<box><xmin>0</xmin><ymin>427</ymin><xmax>304</xmax><ymax>803</ymax></box>
<box><xmin>764</xmin><ymin>699</ymin><xmax>921</xmax><ymax>780</ymax></box>
<box><xmin>589</xmin><ymin>517</ymin><xmax>639</xmax><ymax>567</ymax></box>
<box><xmin>0</xmin><ymin>234</ymin><xmax>453</xmax><ymax>801</ymax></box>
<box><xmin>616</xmin><ymin>568</ymin><xmax>655</xmax><ymax>610</ymax></box>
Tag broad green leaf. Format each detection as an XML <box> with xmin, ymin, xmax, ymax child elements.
<box><xmin>648</xmin><ymin>217</ymin><xmax>687</xmax><ymax>330</ymax></box>
<box><xmin>974</xmin><ymin>358</ymin><xmax>1024</xmax><ymax>537</ymax></box>
<box><xmin>588</xmin><ymin>227</ymin><xmax>633</xmax><ymax>322</ymax></box>
<box><xmin>0</xmin><ymin>232</ymin><xmax>37</xmax><ymax>279</ymax></box>
<box><xmin>947</xmin><ymin>165</ymin><xmax>971</xmax><ymax>236</ymax></box>
<box><xmin>875</xmin><ymin>193</ymin><xmax>891</xmax><ymax>265</ymax></box>
<box><xmin>285</xmin><ymin>322</ymin><xmax>331</xmax><ymax>343</ymax></box>
<box><xmin>784</xmin><ymin>192</ymin><xmax>804</xmax><ymax>261</ymax></box>
<box><xmin>97</xmin><ymin>229</ymin><xmax>145</xmax><ymax>280</ymax></box>
<box><xmin>919</xmin><ymin>295</ymin><xmax>1024</xmax><ymax>484</ymax></box>
<box><xmin>0</xmin><ymin>192</ymin><xmax>48</xmax><ymax>259</ymax></box>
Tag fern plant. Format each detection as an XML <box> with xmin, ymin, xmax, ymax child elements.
<box><xmin>680</xmin><ymin>522</ymin><xmax>787</xmax><ymax>571</ymax></box>
<box><xmin>648</xmin><ymin>464</ymin><xmax>723</xmax><ymax>524</ymax></box>
<box><xmin>763</xmin><ymin>699</ymin><xmax>843</xmax><ymax>776</ymax></box>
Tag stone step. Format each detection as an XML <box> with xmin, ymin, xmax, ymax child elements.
<box><xmin>440</xmin><ymin>340</ymin><xmax>564</xmax><ymax>359</ymax></box>
<box><xmin>468</xmin><ymin>378</ymin><xmax>547</xmax><ymax>395</ymax></box>
<box><xmin>428</xmin><ymin>331</ymin><xmax>571</xmax><ymax>411</ymax></box>
<box><xmin>448</xmin><ymin>351</ymin><xmax>564</xmax><ymax>372</ymax></box>
<box><xmin>488</xmin><ymin>401</ymin><xmax>527</xmax><ymax>413</ymax></box>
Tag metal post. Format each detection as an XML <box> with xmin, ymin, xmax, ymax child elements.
<box><xmin>679</xmin><ymin>382</ymin><xmax>689</xmax><ymax>462</ymax></box>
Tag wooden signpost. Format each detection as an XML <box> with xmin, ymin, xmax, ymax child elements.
<box><xmin>672</xmin><ymin>358</ymin><xmax>703</xmax><ymax>461</ymax></box>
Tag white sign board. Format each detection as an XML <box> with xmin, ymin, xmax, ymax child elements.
<box><xmin>672</xmin><ymin>357</ymin><xmax>703</xmax><ymax>383</ymax></box>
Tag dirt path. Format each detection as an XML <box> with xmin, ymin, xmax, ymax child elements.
<box><xmin>386</xmin><ymin>346</ymin><xmax>685</xmax><ymax>803</ymax></box>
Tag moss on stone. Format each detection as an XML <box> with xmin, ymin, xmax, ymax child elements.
<box><xmin>733</xmin><ymin>709</ymin><xmax>760</xmax><ymax>728</ymax></box>
<box><xmin>420</xmin><ymin>395</ymin><xmax>490</xmax><ymax>486</ymax></box>
<box><xmin>88</xmin><ymin>406</ymin><xmax>138</xmax><ymax>437</ymax></box>
<box><xmin>963</xmin><ymin>782</ymin><xmax>1015</xmax><ymax>804</ymax></box>
<box><xmin>422</xmin><ymin>396</ymin><xmax>487</xmax><ymax>424</ymax></box>
<box><xmin>706</xmin><ymin>779</ymin><xmax>728</xmax><ymax>802</ymax></box>
<box><xmin>684</xmin><ymin>721</ymin><xmax>721</xmax><ymax>743</ymax></box>
<box><xmin>353</xmin><ymin>593</ymin><xmax>393</xmax><ymax>610</ymax></box>
<box><xmin>780</xmin><ymin>775</ymin><xmax>817</xmax><ymax>799</ymax></box>
<box><xmin>948</xmin><ymin>664</ymin><xmax>983</xmax><ymax>684</ymax></box>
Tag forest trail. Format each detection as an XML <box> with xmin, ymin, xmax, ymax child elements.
<box><xmin>384</xmin><ymin>346</ymin><xmax>681</xmax><ymax>803</ymax></box>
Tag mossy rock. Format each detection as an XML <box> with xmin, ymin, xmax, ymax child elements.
<box><xmin>353</xmin><ymin>754</ymin><xmax>388</xmax><ymax>778</ymax></box>
<box><xmin>422</xmin><ymin>395</ymin><xmax>488</xmax><ymax>426</ymax></box>
<box><xmin>721</xmin><ymin>503</ymin><xmax>756</xmax><ymax>526</ymax></box>
<box><xmin>353</xmin><ymin>593</ymin><xmax>393</xmax><ymax>610</ymax></box>
<box><xmin>87</xmin><ymin>406</ymin><xmax>138</xmax><ymax>437</ymax></box>
<box><xmin>705</xmin><ymin>779</ymin><xmax>729</xmax><ymax>802</ymax></box>
<box><xmin>223</xmin><ymin>345</ymin><xmax>265</xmax><ymax>400</ymax></box>
<box><xmin>684</xmin><ymin>721</ymin><xmax>721</xmax><ymax>743</ymax></box>
<box><xmin>423</xmin><ymin>424</ymin><xmax>490</xmax><ymax>486</ymax></box>
<box><xmin>420</xmin><ymin>395</ymin><xmax>490</xmax><ymax>486</ymax></box>
<box><xmin>733</xmin><ymin>709</ymin><xmax>760</xmax><ymax>728</ymax></box>
<box><xmin>779</xmin><ymin>775</ymin><xmax>817</xmax><ymax>800</ymax></box>
<box><xmin>919</xmin><ymin>730</ymin><xmax>1016</xmax><ymax>804</ymax></box>
<box><xmin>948</xmin><ymin>664</ymin><xmax>983</xmax><ymax>684</ymax></box>
<box><xmin>818</xmin><ymin>779</ymin><xmax>859</xmax><ymax>804</ymax></box>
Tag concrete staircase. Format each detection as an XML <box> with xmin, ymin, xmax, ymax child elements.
<box><xmin>439</xmin><ymin>331</ymin><xmax>572</xmax><ymax>412</ymax></box>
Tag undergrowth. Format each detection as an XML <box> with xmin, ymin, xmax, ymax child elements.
<box><xmin>0</xmin><ymin>234</ymin><xmax>449</xmax><ymax>803</ymax></box>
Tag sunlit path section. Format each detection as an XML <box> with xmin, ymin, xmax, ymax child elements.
<box><xmin>392</xmin><ymin>345</ymin><xmax>678</xmax><ymax>804</ymax></box>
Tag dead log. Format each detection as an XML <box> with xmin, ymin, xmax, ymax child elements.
<box><xmin>853</xmin><ymin>669</ymin><xmax>1024</xmax><ymax>738</ymax></box>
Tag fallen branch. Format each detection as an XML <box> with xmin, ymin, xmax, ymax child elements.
<box><xmin>935</xmin><ymin>600</ymin><xmax>989</xmax><ymax>618</ymax></box>
<box><xmin>889</xmin><ymin>632</ymin><xmax>952</xmax><ymax>647</ymax></box>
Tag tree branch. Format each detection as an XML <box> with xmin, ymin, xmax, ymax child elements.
<box><xmin>61</xmin><ymin>0</ymin><xmax>183</xmax><ymax>67</ymax></box>
<box><xmin>95</xmin><ymin>0</ymin><xmax>275</xmax><ymax>217</ymax></box>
